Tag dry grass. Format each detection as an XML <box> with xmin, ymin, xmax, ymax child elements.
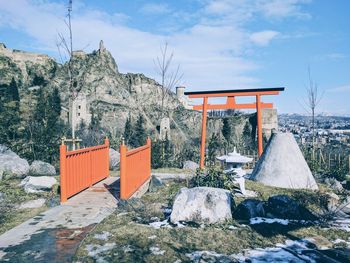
<box><xmin>0</xmin><ymin>177</ymin><xmax>60</xmax><ymax>235</ymax></box>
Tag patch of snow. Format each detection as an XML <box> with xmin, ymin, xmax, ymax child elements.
<box><xmin>150</xmin><ymin>246</ymin><xmax>166</xmax><ymax>255</ymax></box>
<box><xmin>250</xmin><ymin>217</ymin><xmax>289</xmax><ymax>225</ymax></box>
<box><xmin>85</xmin><ymin>243</ymin><xmax>116</xmax><ymax>258</ymax></box>
<box><xmin>186</xmin><ymin>251</ymin><xmax>233</xmax><ymax>262</ymax></box>
<box><xmin>122</xmin><ymin>245</ymin><xmax>134</xmax><ymax>253</ymax></box>
<box><xmin>94</xmin><ymin>231</ymin><xmax>111</xmax><ymax>241</ymax></box>
<box><xmin>149</xmin><ymin>219</ymin><xmax>172</xmax><ymax>229</ymax></box>
<box><xmin>163</xmin><ymin>208</ymin><xmax>172</xmax><ymax>214</ymax></box>
<box><xmin>330</xmin><ymin>217</ymin><xmax>350</xmax><ymax>232</ymax></box>
<box><xmin>332</xmin><ymin>238</ymin><xmax>350</xmax><ymax>247</ymax></box>
<box><xmin>187</xmin><ymin>240</ymin><xmax>321</xmax><ymax>263</ymax></box>
<box><xmin>228</xmin><ymin>225</ymin><xmax>238</xmax><ymax>230</ymax></box>
<box><xmin>148</xmin><ymin>235</ymin><xmax>157</xmax><ymax>239</ymax></box>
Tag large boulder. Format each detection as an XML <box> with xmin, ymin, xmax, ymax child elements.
<box><xmin>20</xmin><ymin>176</ymin><xmax>57</xmax><ymax>193</ymax></box>
<box><xmin>250</xmin><ymin>132</ymin><xmax>318</xmax><ymax>190</ymax></box>
<box><xmin>267</xmin><ymin>195</ymin><xmax>316</xmax><ymax>220</ymax></box>
<box><xmin>0</xmin><ymin>145</ymin><xmax>29</xmax><ymax>177</ymax></box>
<box><xmin>233</xmin><ymin>199</ymin><xmax>265</xmax><ymax>220</ymax></box>
<box><xmin>109</xmin><ymin>148</ymin><xmax>120</xmax><ymax>170</ymax></box>
<box><xmin>183</xmin><ymin>161</ymin><xmax>199</xmax><ymax>171</ymax></box>
<box><xmin>29</xmin><ymin>161</ymin><xmax>56</xmax><ymax>176</ymax></box>
<box><xmin>170</xmin><ymin>187</ymin><xmax>233</xmax><ymax>224</ymax></box>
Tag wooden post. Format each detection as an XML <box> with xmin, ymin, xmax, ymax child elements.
<box><xmin>60</xmin><ymin>142</ymin><xmax>67</xmax><ymax>203</ymax></box>
<box><xmin>104</xmin><ymin>138</ymin><xmax>110</xmax><ymax>178</ymax></box>
<box><xmin>120</xmin><ymin>139</ymin><xmax>127</xmax><ymax>200</ymax></box>
<box><xmin>256</xmin><ymin>95</ymin><xmax>263</xmax><ymax>157</ymax></box>
<box><xmin>200</xmin><ymin>97</ymin><xmax>208</xmax><ymax>169</ymax></box>
<box><xmin>147</xmin><ymin>137</ymin><xmax>151</xmax><ymax>177</ymax></box>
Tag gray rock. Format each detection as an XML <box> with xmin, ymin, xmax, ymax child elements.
<box><xmin>18</xmin><ymin>198</ymin><xmax>46</xmax><ymax>209</ymax></box>
<box><xmin>109</xmin><ymin>148</ymin><xmax>120</xmax><ymax>170</ymax></box>
<box><xmin>20</xmin><ymin>176</ymin><xmax>57</xmax><ymax>193</ymax></box>
<box><xmin>267</xmin><ymin>195</ymin><xmax>316</xmax><ymax>220</ymax></box>
<box><xmin>29</xmin><ymin>161</ymin><xmax>56</xmax><ymax>176</ymax></box>
<box><xmin>0</xmin><ymin>145</ymin><xmax>29</xmax><ymax>177</ymax></box>
<box><xmin>183</xmin><ymin>161</ymin><xmax>199</xmax><ymax>171</ymax></box>
<box><xmin>325</xmin><ymin>178</ymin><xmax>343</xmax><ymax>192</ymax></box>
<box><xmin>148</xmin><ymin>175</ymin><xmax>163</xmax><ymax>192</ymax></box>
<box><xmin>233</xmin><ymin>199</ymin><xmax>265</xmax><ymax>220</ymax></box>
<box><xmin>170</xmin><ymin>187</ymin><xmax>233</xmax><ymax>224</ymax></box>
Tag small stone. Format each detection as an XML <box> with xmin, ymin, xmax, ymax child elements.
<box><xmin>20</xmin><ymin>176</ymin><xmax>57</xmax><ymax>193</ymax></box>
<box><xmin>18</xmin><ymin>198</ymin><xmax>46</xmax><ymax>209</ymax></box>
<box><xmin>233</xmin><ymin>199</ymin><xmax>266</xmax><ymax>220</ymax></box>
<box><xmin>183</xmin><ymin>161</ymin><xmax>199</xmax><ymax>171</ymax></box>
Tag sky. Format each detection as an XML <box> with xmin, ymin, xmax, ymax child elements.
<box><xmin>0</xmin><ymin>0</ymin><xmax>349</xmax><ymax>115</ymax></box>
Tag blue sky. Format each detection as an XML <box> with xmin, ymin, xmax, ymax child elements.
<box><xmin>0</xmin><ymin>0</ymin><xmax>349</xmax><ymax>115</ymax></box>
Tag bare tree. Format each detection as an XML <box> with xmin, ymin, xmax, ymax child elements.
<box><xmin>303</xmin><ymin>66</ymin><xmax>324</xmax><ymax>162</ymax></box>
<box><xmin>56</xmin><ymin>0</ymin><xmax>84</xmax><ymax>149</ymax></box>
<box><xmin>154</xmin><ymin>42</ymin><xmax>183</xmax><ymax>118</ymax></box>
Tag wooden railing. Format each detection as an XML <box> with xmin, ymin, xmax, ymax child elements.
<box><xmin>120</xmin><ymin>138</ymin><xmax>151</xmax><ymax>200</ymax></box>
<box><xmin>60</xmin><ymin>138</ymin><xmax>109</xmax><ymax>202</ymax></box>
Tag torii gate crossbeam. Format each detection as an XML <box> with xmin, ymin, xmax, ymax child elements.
<box><xmin>185</xmin><ymin>87</ymin><xmax>285</xmax><ymax>169</ymax></box>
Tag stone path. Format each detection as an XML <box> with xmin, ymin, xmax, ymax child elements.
<box><xmin>0</xmin><ymin>177</ymin><xmax>119</xmax><ymax>262</ymax></box>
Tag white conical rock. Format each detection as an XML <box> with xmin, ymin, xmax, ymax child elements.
<box><xmin>250</xmin><ymin>132</ymin><xmax>318</xmax><ymax>190</ymax></box>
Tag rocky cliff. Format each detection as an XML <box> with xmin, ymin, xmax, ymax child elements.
<box><xmin>0</xmin><ymin>41</ymin><xmax>260</xmax><ymax>150</ymax></box>
<box><xmin>0</xmin><ymin>42</ymin><xmax>203</xmax><ymax>144</ymax></box>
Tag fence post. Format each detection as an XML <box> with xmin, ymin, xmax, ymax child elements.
<box><xmin>105</xmin><ymin>138</ymin><xmax>110</xmax><ymax>177</ymax></box>
<box><xmin>60</xmin><ymin>142</ymin><xmax>67</xmax><ymax>203</ymax></box>
<box><xmin>120</xmin><ymin>139</ymin><xmax>127</xmax><ymax>200</ymax></box>
<box><xmin>147</xmin><ymin>137</ymin><xmax>151</xmax><ymax>177</ymax></box>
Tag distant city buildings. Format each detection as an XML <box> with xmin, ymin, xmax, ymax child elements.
<box><xmin>278</xmin><ymin>114</ymin><xmax>350</xmax><ymax>148</ymax></box>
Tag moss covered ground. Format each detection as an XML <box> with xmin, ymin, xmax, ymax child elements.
<box><xmin>74</xmin><ymin>179</ymin><xmax>350</xmax><ymax>262</ymax></box>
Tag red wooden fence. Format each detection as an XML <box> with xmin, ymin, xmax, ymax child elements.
<box><xmin>120</xmin><ymin>138</ymin><xmax>151</xmax><ymax>200</ymax></box>
<box><xmin>60</xmin><ymin>138</ymin><xmax>109</xmax><ymax>202</ymax></box>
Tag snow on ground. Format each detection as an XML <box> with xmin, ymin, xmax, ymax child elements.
<box><xmin>149</xmin><ymin>219</ymin><xmax>172</xmax><ymax>229</ymax></box>
<box><xmin>250</xmin><ymin>217</ymin><xmax>289</xmax><ymax>225</ymax></box>
<box><xmin>148</xmin><ymin>219</ymin><xmax>186</xmax><ymax>229</ymax></box>
<box><xmin>149</xmin><ymin>246</ymin><xmax>166</xmax><ymax>255</ymax></box>
<box><xmin>330</xmin><ymin>217</ymin><xmax>350</xmax><ymax>232</ymax></box>
<box><xmin>94</xmin><ymin>231</ymin><xmax>111</xmax><ymax>241</ymax></box>
<box><xmin>187</xmin><ymin>240</ymin><xmax>325</xmax><ymax>263</ymax></box>
<box><xmin>332</xmin><ymin>238</ymin><xmax>350</xmax><ymax>247</ymax></box>
<box><xmin>85</xmin><ymin>243</ymin><xmax>116</xmax><ymax>258</ymax></box>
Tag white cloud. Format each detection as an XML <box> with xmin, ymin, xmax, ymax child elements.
<box><xmin>140</xmin><ymin>3</ymin><xmax>170</xmax><ymax>15</ymax></box>
<box><xmin>250</xmin><ymin>30</ymin><xmax>279</xmax><ymax>46</ymax></box>
<box><xmin>258</xmin><ymin>0</ymin><xmax>312</xmax><ymax>19</ymax></box>
<box><xmin>0</xmin><ymin>0</ymin><xmax>311</xmax><ymax>92</ymax></box>
<box><xmin>326</xmin><ymin>53</ymin><xmax>347</xmax><ymax>60</ymax></box>
<box><xmin>329</xmin><ymin>85</ymin><xmax>350</xmax><ymax>93</ymax></box>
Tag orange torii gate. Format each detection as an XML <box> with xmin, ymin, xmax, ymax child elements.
<box><xmin>185</xmin><ymin>87</ymin><xmax>285</xmax><ymax>169</ymax></box>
